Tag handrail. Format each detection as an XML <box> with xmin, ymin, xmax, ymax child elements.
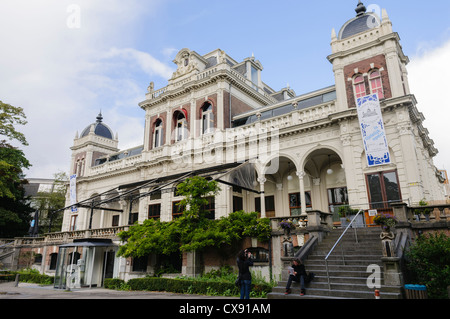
<box><xmin>324</xmin><ymin>209</ymin><xmax>364</xmax><ymax>290</ymax></box>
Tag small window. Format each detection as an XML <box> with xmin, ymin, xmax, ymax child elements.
<box><xmin>366</xmin><ymin>171</ymin><xmax>401</xmax><ymax>210</ymax></box>
<box><xmin>69</xmin><ymin>215</ymin><xmax>77</xmax><ymax>231</ymax></box>
<box><xmin>202</xmin><ymin>197</ymin><xmax>215</xmax><ymax>220</ymax></box>
<box><xmin>49</xmin><ymin>253</ymin><xmax>58</xmax><ymax>270</ymax></box>
<box><xmin>289</xmin><ymin>192</ymin><xmax>312</xmax><ymax>216</ymax></box>
<box><xmin>129</xmin><ymin>212</ymin><xmax>139</xmax><ymax>225</ymax></box>
<box><xmin>175</xmin><ymin>112</ymin><xmax>187</xmax><ymax>142</ymax></box>
<box><xmin>233</xmin><ymin>196</ymin><xmax>243</xmax><ymax>212</ymax></box>
<box><xmin>132</xmin><ymin>256</ymin><xmax>148</xmax><ymax>272</ymax></box>
<box><xmin>353</xmin><ymin>74</ymin><xmax>366</xmax><ymax>100</ymax></box>
<box><xmin>202</xmin><ymin>103</ymin><xmax>214</xmax><ymax>134</ymax></box>
<box><xmin>154</xmin><ymin>119</ymin><xmax>163</xmax><ymax>148</ymax></box>
<box><xmin>148</xmin><ymin>204</ymin><xmax>161</xmax><ymax>220</ymax></box>
<box><xmin>255</xmin><ymin>195</ymin><xmax>275</xmax><ymax>218</ymax></box>
<box><xmin>327</xmin><ymin>187</ymin><xmax>349</xmax><ymax>214</ymax></box>
<box><xmin>369</xmin><ymin>70</ymin><xmax>384</xmax><ymax>99</ymax></box>
<box><xmin>112</xmin><ymin>215</ymin><xmax>119</xmax><ymax>227</ymax></box>
<box><xmin>172</xmin><ymin>201</ymin><xmax>184</xmax><ymax>219</ymax></box>
<box><xmin>246</xmin><ymin>248</ymin><xmax>269</xmax><ymax>263</ymax></box>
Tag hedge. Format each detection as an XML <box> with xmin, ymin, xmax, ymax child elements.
<box><xmin>105</xmin><ymin>277</ymin><xmax>272</xmax><ymax>297</ymax></box>
<box><xmin>0</xmin><ymin>271</ymin><xmax>54</xmax><ymax>285</ymax></box>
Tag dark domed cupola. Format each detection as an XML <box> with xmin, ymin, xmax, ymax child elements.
<box><xmin>338</xmin><ymin>1</ymin><xmax>380</xmax><ymax>40</ymax></box>
<box><xmin>80</xmin><ymin>112</ymin><xmax>114</xmax><ymax>140</ymax></box>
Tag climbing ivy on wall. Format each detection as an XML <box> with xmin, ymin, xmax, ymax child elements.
<box><xmin>117</xmin><ymin>176</ymin><xmax>271</xmax><ymax>258</ymax></box>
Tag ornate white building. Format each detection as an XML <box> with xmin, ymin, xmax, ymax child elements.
<box><xmin>36</xmin><ymin>2</ymin><xmax>445</xmax><ymax>286</ymax></box>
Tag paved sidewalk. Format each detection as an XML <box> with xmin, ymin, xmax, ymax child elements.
<box><xmin>0</xmin><ymin>281</ymin><xmax>236</xmax><ymax>299</ymax></box>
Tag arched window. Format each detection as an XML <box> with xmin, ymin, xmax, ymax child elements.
<box><xmin>175</xmin><ymin>112</ymin><xmax>187</xmax><ymax>142</ymax></box>
<box><xmin>154</xmin><ymin>119</ymin><xmax>163</xmax><ymax>148</ymax></box>
<box><xmin>353</xmin><ymin>74</ymin><xmax>366</xmax><ymax>100</ymax></box>
<box><xmin>369</xmin><ymin>69</ymin><xmax>384</xmax><ymax>99</ymax></box>
<box><xmin>201</xmin><ymin>103</ymin><xmax>214</xmax><ymax>134</ymax></box>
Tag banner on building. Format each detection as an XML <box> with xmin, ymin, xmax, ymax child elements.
<box><xmin>356</xmin><ymin>94</ymin><xmax>391</xmax><ymax>167</ymax></box>
<box><xmin>70</xmin><ymin>174</ymin><xmax>78</xmax><ymax>212</ymax></box>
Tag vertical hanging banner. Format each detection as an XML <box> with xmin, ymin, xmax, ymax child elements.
<box><xmin>356</xmin><ymin>94</ymin><xmax>391</xmax><ymax>167</ymax></box>
<box><xmin>70</xmin><ymin>174</ymin><xmax>78</xmax><ymax>212</ymax></box>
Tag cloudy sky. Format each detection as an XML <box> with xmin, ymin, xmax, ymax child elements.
<box><xmin>1</xmin><ymin>0</ymin><xmax>449</xmax><ymax>178</ymax></box>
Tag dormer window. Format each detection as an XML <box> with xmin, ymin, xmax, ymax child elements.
<box><xmin>369</xmin><ymin>69</ymin><xmax>384</xmax><ymax>99</ymax></box>
<box><xmin>154</xmin><ymin>119</ymin><xmax>163</xmax><ymax>148</ymax></box>
<box><xmin>353</xmin><ymin>74</ymin><xmax>366</xmax><ymax>100</ymax></box>
<box><xmin>202</xmin><ymin>103</ymin><xmax>214</xmax><ymax>135</ymax></box>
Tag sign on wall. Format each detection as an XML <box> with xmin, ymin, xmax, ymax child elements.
<box><xmin>356</xmin><ymin>94</ymin><xmax>391</xmax><ymax>167</ymax></box>
<box><xmin>70</xmin><ymin>174</ymin><xmax>77</xmax><ymax>212</ymax></box>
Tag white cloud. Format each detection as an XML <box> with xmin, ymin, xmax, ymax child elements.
<box><xmin>0</xmin><ymin>0</ymin><xmax>172</xmax><ymax>178</ymax></box>
<box><xmin>408</xmin><ymin>38</ymin><xmax>450</xmax><ymax>171</ymax></box>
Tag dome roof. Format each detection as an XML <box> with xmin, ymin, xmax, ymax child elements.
<box><xmin>338</xmin><ymin>2</ymin><xmax>381</xmax><ymax>40</ymax></box>
<box><xmin>80</xmin><ymin>113</ymin><xmax>114</xmax><ymax>139</ymax></box>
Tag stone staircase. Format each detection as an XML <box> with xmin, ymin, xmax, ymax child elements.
<box><xmin>268</xmin><ymin>227</ymin><xmax>403</xmax><ymax>299</ymax></box>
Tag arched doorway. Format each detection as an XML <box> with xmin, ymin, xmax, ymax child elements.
<box><xmin>302</xmin><ymin>148</ymin><xmax>348</xmax><ymax>221</ymax></box>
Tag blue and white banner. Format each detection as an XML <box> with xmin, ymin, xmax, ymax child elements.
<box><xmin>70</xmin><ymin>174</ymin><xmax>78</xmax><ymax>212</ymax></box>
<box><xmin>356</xmin><ymin>94</ymin><xmax>391</xmax><ymax>167</ymax></box>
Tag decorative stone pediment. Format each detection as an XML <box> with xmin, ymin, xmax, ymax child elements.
<box><xmin>170</xmin><ymin>48</ymin><xmax>207</xmax><ymax>80</ymax></box>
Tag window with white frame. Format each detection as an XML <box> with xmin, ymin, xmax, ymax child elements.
<box><xmin>154</xmin><ymin>119</ymin><xmax>163</xmax><ymax>148</ymax></box>
<box><xmin>353</xmin><ymin>74</ymin><xmax>366</xmax><ymax>100</ymax></box>
<box><xmin>369</xmin><ymin>69</ymin><xmax>384</xmax><ymax>99</ymax></box>
<box><xmin>201</xmin><ymin>103</ymin><xmax>214</xmax><ymax>134</ymax></box>
<box><xmin>175</xmin><ymin>112</ymin><xmax>187</xmax><ymax>142</ymax></box>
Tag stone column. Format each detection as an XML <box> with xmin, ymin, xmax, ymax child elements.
<box><xmin>258</xmin><ymin>177</ymin><xmax>266</xmax><ymax>218</ymax></box>
<box><xmin>297</xmin><ymin>171</ymin><xmax>307</xmax><ymax>216</ymax></box>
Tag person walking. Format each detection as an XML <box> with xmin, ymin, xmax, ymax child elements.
<box><xmin>237</xmin><ymin>249</ymin><xmax>253</xmax><ymax>299</ymax></box>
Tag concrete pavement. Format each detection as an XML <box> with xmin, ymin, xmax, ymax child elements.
<box><xmin>0</xmin><ymin>281</ymin><xmax>236</xmax><ymax>299</ymax></box>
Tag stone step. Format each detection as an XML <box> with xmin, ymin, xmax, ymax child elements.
<box><xmin>267</xmin><ymin>286</ymin><xmax>402</xmax><ymax>299</ymax></box>
<box><xmin>269</xmin><ymin>227</ymin><xmax>401</xmax><ymax>299</ymax></box>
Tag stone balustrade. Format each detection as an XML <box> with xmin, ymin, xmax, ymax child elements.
<box><xmin>11</xmin><ymin>226</ymin><xmax>130</xmax><ymax>247</ymax></box>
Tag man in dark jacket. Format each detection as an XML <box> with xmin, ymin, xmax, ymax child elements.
<box><xmin>285</xmin><ymin>258</ymin><xmax>307</xmax><ymax>296</ymax></box>
<box><xmin>237</xmin><ymin>249</ymin><xmax>253</xmax><ymax>299</ymax></box>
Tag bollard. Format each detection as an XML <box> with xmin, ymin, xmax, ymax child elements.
<box><xmin>14</xmin><ymin>274</ymin><xmax>19</xmax><ymax>287</ymax></box>
<box><xmin>374</xmin><ymin>290</ymin><xmax>381</xmax><ymax>299</ymax></box>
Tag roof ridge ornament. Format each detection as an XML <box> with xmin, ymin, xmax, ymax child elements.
<box><xmin>96</xmin><ymin>111</ymin><xmax>103</xmax><ymax>123</ymax></box>
<box><xmin>355</xmin><ymin>1</ymin><xmax>367</xmax><ymax>16</ymax></box>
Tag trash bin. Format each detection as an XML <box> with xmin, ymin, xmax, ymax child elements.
<box><xmin>404</xmin><ymin>285</ymin><xmax>428</xmax><ymax>299</ymax></box>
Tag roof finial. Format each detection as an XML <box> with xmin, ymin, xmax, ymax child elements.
<box><xmin>96</xmin><ymin>110</ymin><xmax>103</xmax><ymax>123</ymax></box>
<box><xmin>355</xmin><ymin>1</ymin><xmax>367</xmax><ymax>16</ymax></box>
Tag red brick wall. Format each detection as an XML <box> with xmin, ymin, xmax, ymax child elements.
<box><xmin>223</xmin><ymin>91</ymin><xmax>254</xmax><ymax>128</ymax></box>
<box><xmin>344</xmin><ymin>54</ymin><xmax>392</xmax><ymax>109</ymax></box>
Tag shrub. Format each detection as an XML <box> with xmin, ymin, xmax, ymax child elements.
<box><xmin>19</xmin><ymin>272</ymin><xmax>54</xmax><ymax>285</ymax></box>
<box><xmin>104</xmin><ymin>278</ymin><xmax>126</xmax><ymax>290</ymax></box>
<box><xmin>405</xmin><ymin>232</ymin><xmax>450</xmax><ymax>299</ymax></box>
<box><xmin>114</xmin><ymin>275</ymin><xmax>273</xmax><ymax>298</ymax></box>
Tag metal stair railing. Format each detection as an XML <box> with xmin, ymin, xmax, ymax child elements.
<box><xmin>324</xmin><ymin>209</ymin><xmax>364</xmax><ymax>291</ymax></box>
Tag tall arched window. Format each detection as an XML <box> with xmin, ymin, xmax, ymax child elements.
<box><xmin>202</xmin><ymin>103</ymin><xmax>214</xmax><ymax>134</ymax></box>
<box><xmin>353</xmin><ymin>74</ymin><xmax>366</xmax><ymax>100</ymax></box>
<box><xmin>175</xmin><ymin>112</ymin><xmax>187</xmax><ymax>142</ymax></box>
<box><xmin>369</xmin><ymin>69</ymin><xmax>384</xmax><ymax>99</ymax></box>
<box><xmin>154</xmin><ymin>119</ymin><xmax>163</xmax><ymax>148</ymax></box>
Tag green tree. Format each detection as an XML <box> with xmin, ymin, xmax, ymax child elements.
<box><xmin>0</xmin><ymin>102</ymin><xmax>33</xmax><ymax>238</ymax></box>
<box><xmin>33</xmin><ymin>172</ymin><xmax>68</xmax><ymax>234</ymax></box>
<box><xmin>0</xmin><ymin>142</ymin><xmax>34</xmax><ymax>237</ymax></box>
<box><xmin>117</xmin><ymin>176</ymin><xmax>271</xmax><ymax>259</ymax></box>
<box><xmin>0</xmin><ymin>101</ymin><xmax>28</xmax><ymax>146</ymax></box>
<box><xmin>405</xmin><ymin>232</ymin><xmax>450</xmax><ymax>299</ymax></box>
